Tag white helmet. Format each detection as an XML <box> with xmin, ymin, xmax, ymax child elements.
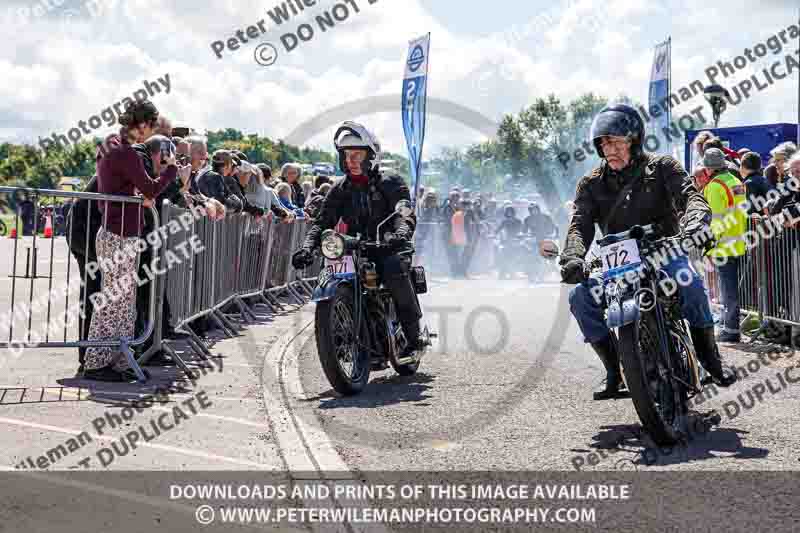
<box><xmin>333</xmin><ymin>121</ymin><xmax>382</xmax><ymax>175</ymax></box>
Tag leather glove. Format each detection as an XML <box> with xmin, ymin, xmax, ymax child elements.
<box><xmin>682</xmin><ymin>222</ymin><xmax>716</xmax><ymax>254</ymax></box>
<box><xmin>383</xmin><ymin>232</ymin><xmax>411</xmax><ymax>251</ymax></box>
<box><xmin>560</xmin><ymin>257</ymin><xmax>587</xmax><ymax>285</ymax></box>
<box><xmin>291</xmin><ymin>249</ymin><xmax>314</xmax><ymax>270</ymax></box>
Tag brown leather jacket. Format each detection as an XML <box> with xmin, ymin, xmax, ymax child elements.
<box><xmin>563</xmin><ymin>153</ymin><xmax>711</xmax><ymax>260</ymax></box>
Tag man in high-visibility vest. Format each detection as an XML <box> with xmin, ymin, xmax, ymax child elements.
<box><xmin>695</xmin><ymin>148</ymin><xmax>748</xmax><ymax>343</ymax></box>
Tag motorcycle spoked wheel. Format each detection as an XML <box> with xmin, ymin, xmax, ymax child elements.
<box><xmin>618</xmin><ymin>313</ymin><xmax>687</xmax><ymax>446</ymax></box>
<box><xmin>314</xmin><ymin>285</ymin><xmax>371</xmax><ymax>395</ymax></box>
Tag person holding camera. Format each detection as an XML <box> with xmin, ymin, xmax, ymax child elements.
<box><xmin>83</xmin><ymin>100</ymin><xmax>187</xmax><ymax>382</ymax></box>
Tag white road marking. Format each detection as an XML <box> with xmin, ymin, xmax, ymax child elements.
<box><xmin>262</xmin><ymin>314</ymin><xmax>391</xmax><ymax>533</ymax></box>
<box><xmin>0</xmin><ymin>415</ymin><xmax>272</xmax><ymax>469</ymax></box>
<box><xmin>0</xmin><ymin>387</ymin><xmax>261</xmax><ymax>404</ymax></box>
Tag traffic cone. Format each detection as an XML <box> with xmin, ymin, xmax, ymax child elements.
<box><xmin>43</xmin><ymin>215</ymin><xmax>53</xmax><ymax>239</ymax></box>
<box><xmin>8</xmin><ymin>227</ymin><xmax>17</xmax><ymax>239</ymax></box>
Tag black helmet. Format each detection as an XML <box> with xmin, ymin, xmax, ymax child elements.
<box><xmin>504</xmin><ymin>206</ymin><xmax>516</xmax><ymax>218</ymax></box>
<box><xmin>590</xmin><ymin>104</ymin><xmax>645</xmax><ymax>159</ymax></box>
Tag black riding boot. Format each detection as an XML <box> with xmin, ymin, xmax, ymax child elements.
<box><xmin>382</xmin><ymin>255</ymin><xmax>424</xmax><ymax>356</ymax></box>
<box><xmin>690</xmin><ymin>326</ymin><xmax>737</xmax><ymax>387</ymax></box>
<box><xmin>591</xmin><ymin>334</ymin><xmax>626</xmax><ymax>400</ymax></box>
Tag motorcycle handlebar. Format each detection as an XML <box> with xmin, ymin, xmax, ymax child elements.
<box><xmin>597</xmin><ymin>224</ymin><xmax>656</xmax><ymax>247</ymax></box>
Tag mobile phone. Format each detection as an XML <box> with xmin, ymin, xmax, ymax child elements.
<box><xmin>171</xmin><ymin>127</ymin><xmax>190</xmax><ymax>138</ymax></box>
<box><xmin>160</xmin><ymin>140</ymin><xmax>175</xmax><ymax>165</ymax></box>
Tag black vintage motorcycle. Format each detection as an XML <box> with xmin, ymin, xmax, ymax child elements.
<box><xmin>312</xmin><ymin>201</ymin><xmax>434</xmax><ymax>396</ymax></box>
<box><xmin>582</xmin><ymin>224</ymin><xmax>709</xmax><ymax>445</ymax></box>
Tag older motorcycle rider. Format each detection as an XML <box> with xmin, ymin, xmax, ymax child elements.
<box><xmin>560</xmin><ymin>104</ymin><xmax>736</xmax><ymax>400</ymax></box>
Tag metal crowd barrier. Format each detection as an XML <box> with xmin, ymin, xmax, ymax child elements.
<box><xmin>142</xmin><ymin>204</ymin><xmax>323</xmax><ymax>375</ymax></box>
<box><xmin>694</xmin><ymin>215</ymin><xmax>800</xmax><ymax>342</ymax></box>
<box><xmin>0</xmin><ymin>185</ymin><xmax>325</xmax><ymax>384</ymax></box>
<box><xmin>0</xmin><ymin>186</ymin><xmax>159</xmax><ymax>382</ymax></box>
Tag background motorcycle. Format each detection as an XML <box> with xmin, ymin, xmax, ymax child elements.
<box><xmin>312</xmin><ymin>201</ymin><xmax>434</xmax><ymax>396</ymax></box>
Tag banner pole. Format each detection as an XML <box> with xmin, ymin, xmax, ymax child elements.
<box><xmin>413</xmin><ymin>32</ymin><xmax>431</xmax><ymax>208</ymax></box>
<box><xmin>667</xmin><ymin>37</ymin><xmax>672</xmax><ymax>153</ymax></box>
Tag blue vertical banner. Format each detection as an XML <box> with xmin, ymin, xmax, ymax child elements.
<box><xmin>648</xmin><ymin>38</ymin><xmax>671</xmax><ymax>154</ymax></box>
<box><xmin>402</xmin><ymin>33</ymin><xmax>430</xmax><ymax>208</ymax></box>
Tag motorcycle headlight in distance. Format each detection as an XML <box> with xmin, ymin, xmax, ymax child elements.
<box><xmin>321</xmin><ymin>230</ymin><xmax>345</xmax><ymax>260</ymax></box>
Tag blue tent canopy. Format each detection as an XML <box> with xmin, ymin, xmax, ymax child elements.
<box><xmin>684</xmin><ymin>123</ymin><xmax>798</xmax><ymax>171</ymax></box>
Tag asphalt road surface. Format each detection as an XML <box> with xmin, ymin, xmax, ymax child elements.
<box><xmin>0</xmin><ymin>237</ymin><xmax>797</xmax><ymax>474</ymax></box>
<box><xmin>0</xmin><ymin>239</ymin><xmax>798</xmax><ymax>531</ymax></box>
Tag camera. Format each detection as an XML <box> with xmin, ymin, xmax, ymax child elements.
<box><xmin>160</xmin><ymin>140</ymin><xmax>175</xmax><ymax>165</ymax></box>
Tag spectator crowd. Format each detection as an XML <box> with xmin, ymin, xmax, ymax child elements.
<box><xmin>65</xmin><ymin>99</ymin><xmax>335</xmax><ymax>382</ymax></box>
<box><xmin>38</xmin><ymin>97</ymin><xmax>800</xmax><ymax>381</ymax></box>
<box><xmin>413</xmin><ymin>186</ymin><xmax>564</xmax><ymax>279</ymax></box>
<box><xmin>690</xmin><ymin>130</ymin><xmax>800</xmax><ymax>347</ymax></box>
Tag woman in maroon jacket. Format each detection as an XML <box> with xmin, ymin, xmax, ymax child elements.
<box><xmin>83</xmin><ymin>100</ymin><xmax>179</xmax><ymax>382</ymax></box>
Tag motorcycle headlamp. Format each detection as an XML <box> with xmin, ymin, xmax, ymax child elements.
<box><xmin>321</xmin><ymin>230</ymin><xmax>345</xmax><ymax>260</ymax></box>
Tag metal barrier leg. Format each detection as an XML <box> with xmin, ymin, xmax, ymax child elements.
<box><xmin>253</xmin><ymin>293</ymin><xmax>278</xmax><ymax>313</ymax></box>
<box><xmin>286</xmin><ymin>284</ymin><xmax>306</xmax><ymax>305</ymax></box>
<box><xmin>121</xmin><ymin>340</ymin><xmax>148</xmax><ymax>383</ymax></box>
<box><xmin>180</xmin><ymin>327</ymin><xmax>214</xmax><ymax>359</ymax></box>
<box><xmin>298</xmin><ymin>279</ymin><xmax>314</xmax><ymax>296</ymax></box>
<box><xmin>209</xmin><ymin>310</ymin><xmax>235</xmax><ymax>337</ymax></box>
<box><xmin>263</xmin><ymin>290</ymin><xmax>285</xmax><ymax>311</ymax></box>
<box><xmin>161</xmin><ymin>342</ymin><xmax>196</xmax><ymax>380</ymax></box>
<box><xmin>235</xmin><ymin>296</ymin><xmax>258</xmax><ymax>322</ymax></box>
<box><xmin>184</xmin><ymin>337</ymin><xmax>212</xmax><ymax>363</ymax></box>
<box><xmin>214</xmin><ymin>308</ymin><xmax>240</xmax><ymax>334</ymax></box>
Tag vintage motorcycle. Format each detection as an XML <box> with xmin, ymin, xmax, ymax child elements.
<box><xmin>312</xmin><ymin>201</ymin><xmax>434</xmax><ymax>396</ymax></box>
<box><xmin>496</xmin><ymin>232</ymin><xmax>548</xmax><ymax>282</ymax></box>
<box><xmin>548</xmin><ymin>225</ymin><xmax>710</xmax><ymax>445</ymax></box>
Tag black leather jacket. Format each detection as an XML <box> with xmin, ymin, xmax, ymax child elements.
<box><xmin>563</xmin><ymin>153</ymin><xmax>711</xmax><ymax>260</ymax></box>
<box><xmin>302</xmin><ymin>171</ymin><xmax>416</xmax><ymax>252</ymax></box>
<box><xmin>196</xmin><ymin>169</ymin><xmax>244</xmax><ymax>214</ymax></box>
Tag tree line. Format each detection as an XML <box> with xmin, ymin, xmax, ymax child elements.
<box><xmin>1</xmin><ymin>92</ymin><xmax>626</xmax><ymax>212</ymax></box>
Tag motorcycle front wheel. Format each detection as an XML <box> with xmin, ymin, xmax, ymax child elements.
<box><xmin>618</xmin><ymin>314</ymin><xmax>686</xmax><ymax>446</ymax></box>
<box><xmin>314</xmin><ymin>285</ymin><xmax>370</xmax><ymax>395</ymax></box>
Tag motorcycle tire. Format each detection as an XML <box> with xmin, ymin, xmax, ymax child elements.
<box><xmin>314</xmin><ymin>285</ymin><xmax>370</xmax><ymax>395</ymax></box>
<box><xmin>618</xmin><ymin>316</ymin><xmax>684</xmax><ymax>446</ymax></box>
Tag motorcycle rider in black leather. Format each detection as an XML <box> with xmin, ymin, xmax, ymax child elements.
<box><xmin>495</xmin><ymin>205</ymin><xmax>523</xmax><ymax>240</ymax></box>
<box><xmin>560</xmin><ymin>104</ymin><xmax>736</xmax><ymax>400</ymax></box>
<box><xmin>525</xmin><ymin>203</ymin><xmax>558</xmax><ymax>240</ymax></box>
<box><xmin>291</xmin><ymin>122</ymin><xmax>424</xmax><ymax>357</ymax></box>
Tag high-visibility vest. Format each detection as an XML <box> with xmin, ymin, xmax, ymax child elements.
<box><xmin>703</xmin><ymin>171</ymin><xmax>747</xmax><ymax>258</ymax></box>
<box><xmin>451</xmin><ymin>211</ymin><xmax>466</xmax><ymax>246</ymax></box>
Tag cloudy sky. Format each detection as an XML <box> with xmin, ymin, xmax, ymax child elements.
<box><xmin>1</xmin><ymin>0</ymin><xmax>798</xmax><ymax>159</ymax></box>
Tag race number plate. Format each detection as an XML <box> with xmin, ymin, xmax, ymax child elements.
<box><xmin>600</xmin><ymin>239</ymin><xmax>642</xmax><ymax>279</ymax></box>
<box><xmin>324</xmin><ymin>256</ymin><xmax>356</xmax><ymax>276</ymax></box>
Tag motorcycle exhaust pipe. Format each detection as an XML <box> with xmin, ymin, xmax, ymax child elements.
<box><xmin>395</xmin><ymin>353</ymin><xmax>421</xmax><ymax>366</ymax></box>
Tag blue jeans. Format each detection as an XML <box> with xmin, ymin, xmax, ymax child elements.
<box><xmin>715</xmin><ymin>256</ymin><xmax>741</xmax><ymax>333</ymax></box>
<box><xmin>569</xmin><ymin>255</ymin><xmax>714</xmax><ymax>343</ymax></box>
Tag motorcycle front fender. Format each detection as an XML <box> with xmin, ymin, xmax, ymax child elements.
<box><xmin>311</xmin><ymin>276</ymin><xmax>353</xmax><ymax>303</ymax></box>
<box><xmin>606</xmin><ymin>297</ymin><xmax>640</xmax><ymax>329</ymax></box>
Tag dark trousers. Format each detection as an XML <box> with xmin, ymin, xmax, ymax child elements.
<box><xmin>76</xmin><ymin>258</ymin><xmax>102</xmax><ymax>366</ymax></box>
<box><xmin>716</xmin><ymin>256</ymin><xmax>741</xmax><ymax>333</ymax></box>
<box><xmin>374</xmin><ymin>251</ymin><xmax>422</xmax><ymax>339</ymax></box>
<box><xmin>136</xmin><ymin>243</ymin><xmax>175</xmax><ymax>352</ymax></box>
